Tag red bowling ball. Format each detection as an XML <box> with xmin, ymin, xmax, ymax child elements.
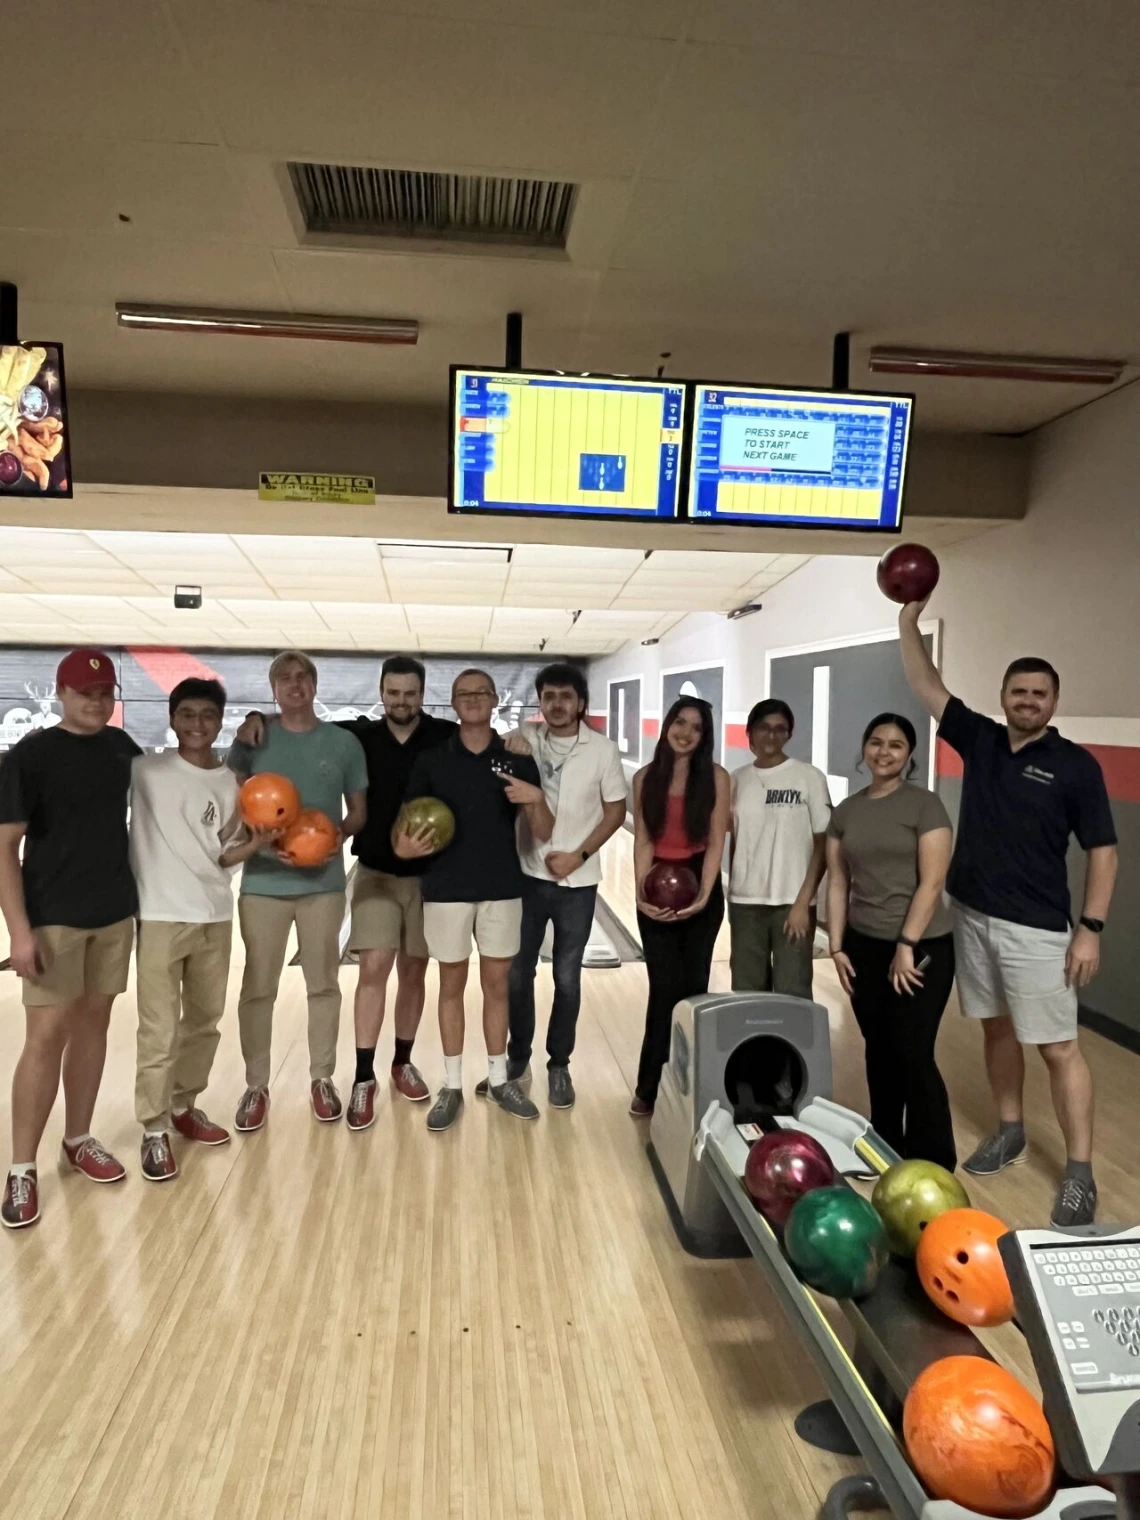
<box><xmin>876</xmin><ymin>542</ymin><xmax>940</xmax><ymax>605</ymax></box>
<box><xmin>744</xmin><ymin>1129</ymin><xmax>837</xmax><ymax>1227</ymax></box>
<box><xmin>643</xmin><ymin>861</ymin><xmax>700</xmax><ymax>912</ymax></box>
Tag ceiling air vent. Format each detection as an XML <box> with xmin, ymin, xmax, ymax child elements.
<box><xmin>287</xmin><ymin>162</ymin><xmax>577</xmax><ymax>250</ymax></box>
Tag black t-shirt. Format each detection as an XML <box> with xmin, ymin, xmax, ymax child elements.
<box><xmin>337</xmin><ymin>713</ymin><xmax>457</xmax><ymax>876</ymax></box>
<box><xmin>939</xmin><ymin>696</ymin><xmax>1117</xmax><ymax>932</ymax></box>
<box><xmin>0</xmin><ymin>725</ymin><xmax>142</xmax><ymax>929</ymax></box>
<box><xmin>405</xmin><ymin>732</ymin><xmax>542</xmax><ymax>903</ymax></box>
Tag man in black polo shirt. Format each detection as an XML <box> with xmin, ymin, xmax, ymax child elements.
<box><xmin>337</xmin><ymin>656</ymin><xmax>455</xmax><ymax>1130</ymax></box>
<box><xmin>394</xmin><ymin>668</ymin><xmax>553</xmax><ymax>1132</ymax></box>
<box><xmin>0</xmin><ymin>649</ymin><xmax>141</xmax><ymax>1229</ymax></box>
<box><xmin>901</xmin><ymin>605</ymin><xmax>1118</xmax><ymax>1227</ymax></box>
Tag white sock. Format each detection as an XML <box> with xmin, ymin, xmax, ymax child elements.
<box><xmin>444</xmin><ymin>1055</ymin><xmax>463</xmax><ymax>1090</ymax></box>
<box><xmin>143</xmin><ymin>1129</ymin><xmax>166</xmax><ymax>1140</ymax></box>
<box><xmin>9</xmin><ymin>1162</ymin><xmax>35</xmax><ymax>1178</ymax></box>
<box><xmin>488</xmin><ymin>1053</ymin><xmax>508</xmax><ymax>1089</ymax></box>
<box><xmin>64</xmin><ymin>1133</ymin><xmax>91</xmax><ymax>1148</ymax></box>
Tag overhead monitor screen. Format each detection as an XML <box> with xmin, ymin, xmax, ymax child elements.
<box><xmin>687</xmin><ymin>383</ymin><xmax>912</xmax><ymax>531</ymax></box>
<box><xmin>0</xmin><ymin>343</ymin><xmax>72</xmax><ymax>498</ymax></box>
<box><xmin>450</xmin><ymin>367</ymin><xmax>686</xmax><ymax>521</ymax></box>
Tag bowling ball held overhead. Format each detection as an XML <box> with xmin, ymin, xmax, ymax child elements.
<box><xmin>877</xmin><ymin>542</ymin><xmax>940</xmax><ymax>605</ymax></box>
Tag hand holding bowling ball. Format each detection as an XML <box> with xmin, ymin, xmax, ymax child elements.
<box><xmin>903</xmin><ymin>1356</ymin><xmax>1055</xmax><ymax>1518</ymax></box>
<box><xmin>640</xmin><ymin>861</ymin><xmax>700</xmax><ymax>919</ymax></box>
<box><xmin>915</xmin><ymin>1207</ymin><xmax>1015</xmax><ymax>1327</ymax></box>
<box><xmin>744</xmin><ymin>1129</ymin><xmax>836</xmax><ymax>1227</ymax></box>
<box><xmin>871</xmin><ymin>1159</ymin><xmax>970</xmax><ymax>1258</ymax></box>
<box><xmin>278</xmin><ymin>808</ymin><xmax>340</xmax><ymax>868</ymax></box>
<box><xmin>877</xmin><ymin>542</ymin><xmax>940</xmax><ymax>605</ymax></box>
<box><xmin>240</xmin><ymin>771</ymin><xmax>300</xmax><ymax>832</ymax></box>
<box><xmin>395</xmin><ymin>796</ymin><xmax>456</xmax><ymax>857</ymax></box>
<box><xmin>784</xmin><ymin>1185</ymin><xmax>888</xmax><ymax>1300</ymax></box>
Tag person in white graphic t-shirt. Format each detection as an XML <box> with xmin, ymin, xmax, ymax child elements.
<box><xmin>728</xmin><ymin>699</ymin><xmax>831</xmax><ymax>999</ymax></box>
<box><xmin>129</xmin><ymin>678</ymin><xmax>274</xmax><ymax>1183</ymax></box>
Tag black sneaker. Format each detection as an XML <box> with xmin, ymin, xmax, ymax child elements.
<box><xmin>548</xmin><ymin>1067</ymin><xmax>575</xmax><ymax>1109</ymax></box>
<box><xmin>962</xmin><ymin>1130</ymin><xmax>1027</xmax><ymax>1177</ymax></box>
<box><xmin>475</xmin><ymin>1060</ymin><xmax>531</xmax><ymax>1098</ymax></box>
<box><xmin>1051</xmin><ymin>1175</ymin><xmax>1098</xmax><ymax>1229</ymax></box>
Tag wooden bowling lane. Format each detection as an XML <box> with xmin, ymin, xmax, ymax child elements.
<box><xmin>0</xmin><ymin>926</ymin><xmax>1136</xmax><ymax>1518</ymax></box>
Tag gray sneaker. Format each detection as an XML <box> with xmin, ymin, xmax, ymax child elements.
<box><xmin>426</xmin><ymin>1087</ymin><xmax>464</xmax><ymax>1132</ymax></box>
<box><xmin>1051</xmin><ymin>1175</ymin><xmax>1098</xmax><ymax>1229</ymax></box>
<box><xmin>962</xmin><ymin>1130</ymin><xmax>1027</xmax><ymax>1177</ymax></box>
<box><xmin>474</xmin><ymin>1061</ymin><xmax>531</xmax><ymax>1098</ymax></box>
<box><xmin>488</xmin><ymin>1080</ymin><xmax>539</xmax><ymax>1121</ymax></box>
<box><xmin>548</xmin><ymin>1067</ymin><xmax>575</xmax><ymax>1109</ymax></box>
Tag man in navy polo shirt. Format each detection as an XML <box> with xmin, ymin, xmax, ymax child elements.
<box><xmin>901</xmin><ymin>603</ymin><xmax>1118</xmax><ymax>1227</ymax></box>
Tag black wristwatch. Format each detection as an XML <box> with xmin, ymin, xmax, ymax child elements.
<box><xmin>1079</xmin><ymin>916</ymin><xmax>1105</xmax><ymax>933</ymax></box>
<box><xmin>897</xmin><ymin>934</ymin><xmax>920</xmax><ymax>949</ymax></box>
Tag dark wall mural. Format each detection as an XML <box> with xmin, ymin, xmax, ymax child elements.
<box><xmin>0</xmin><ymin>646</ymin><xmax>560</xmax><ymax>753</ymax></box>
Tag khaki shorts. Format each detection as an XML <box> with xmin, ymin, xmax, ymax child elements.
<box><xmin>952</xmin><ymin>901</ymin><xmax>1079</xmax><ymax>1044</ymax></box>
<box><xmin>349</xmin><ymin>867</ymin><xmax>428</xmax><ymax>958</ymax></box>
<box><xmin>423</xmin><ymin>899</ymin><xmax>522</xmax><ymax>963</ymax></box>
<box><xmin>24</xmin><ymin>918</ymin><xmax>135</xmax><ymax>1007</ymax></box>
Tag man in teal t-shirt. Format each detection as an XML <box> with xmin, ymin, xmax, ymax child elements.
<box><xmin>227</xmin><ymin>651</ymin><xmax>367</xmax><ymax>1131</ymax></box>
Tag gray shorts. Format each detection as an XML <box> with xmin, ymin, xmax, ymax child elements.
<box><xmin>951</xmin><ymin>901</ymin><xmax>1078</xmax><ymax>1045</ymax></box>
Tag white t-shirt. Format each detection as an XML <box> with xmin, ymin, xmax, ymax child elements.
<box><xmin>729</xmin><ymin>758</ymin><xmax>831</xmax><ymax>906</ymax></box>
<box><xmin>130</xmin><ymin>752</ymin><xmax>241</xmax><ymax>923</ymax></box>
<box><xmin>517</xmin><ymin>723</ymin><xmax>628</xmax><ymax>888</ymax></box>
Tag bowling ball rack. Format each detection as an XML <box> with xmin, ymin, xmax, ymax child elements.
<box><xmin>695</xmin><ymin>1101</ymin><xmax>1121</xmax><ymax>1519</ymax></box>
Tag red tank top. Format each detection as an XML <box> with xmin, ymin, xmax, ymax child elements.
<box><xmin>655</xmin><ymin>791</ymin><xmax>705</xmax><ymax>860</ymax></box>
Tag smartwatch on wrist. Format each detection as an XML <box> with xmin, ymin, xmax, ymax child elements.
<box><xmin>1079</xmin><ymin>916</ymin><xmax>1105</xmax><ymax>933</ymax></box>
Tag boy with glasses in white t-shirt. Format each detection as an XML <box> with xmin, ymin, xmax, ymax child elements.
<box><xmin>728</xmin><ymin>699</ymin><xmax>831</xmax><ymax>999</ymax></box>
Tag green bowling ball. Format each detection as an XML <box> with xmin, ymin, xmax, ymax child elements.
<box><xmin>871</xmin><ymin>1160</ymin><xmax>970</xmax><ymax>1258</ymax></box>
<box><xmin>784</xmin><ymin>1186</ymin><xmax>889</xmax><ymax>1301</ymax></box>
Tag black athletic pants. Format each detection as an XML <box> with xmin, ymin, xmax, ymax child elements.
<box><xmin>843</xmin><ymin>926</ymin><xmax>957</xmax><ymax>1172</ymax></box>
<box><xmin>635</xmin><ymin>857</ymin><xmax>724</xmax><ymax>1107</ymax></box>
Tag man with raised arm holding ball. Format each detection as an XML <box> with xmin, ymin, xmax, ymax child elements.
<box><xmin>898</xmin><ymin>589</ymin><xmax>1117</xmax><ymax>1228</ymax></box>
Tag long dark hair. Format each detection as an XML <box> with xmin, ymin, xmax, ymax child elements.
<box><xmin>641</xmin><ymin>697</ymin><xmax>717</xmax><ymax>844</ymax></box>
<box><xmin>860</xmin><ymin>711</ymin><xmax>918</xmax><ymax>779</ymax></box>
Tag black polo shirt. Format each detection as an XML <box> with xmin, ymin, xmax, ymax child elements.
<box><xmin>404</xmin><ymin>731</ymin><xmax>542</xmax><ymax>903</ymax></box>
<box><xmin>0</xmin><ymin>725</ymin><xmax>141</xmax><ymax>929</ymax></box>
<box><xmin>939</xmin><ymin>697</ymin><xmax>1116</xmax><ymax>932</ymax></box>
<box><xmin>337</xmin><ymin>713</ymin><xmax>456</xmax><ymax>876</ymax></box>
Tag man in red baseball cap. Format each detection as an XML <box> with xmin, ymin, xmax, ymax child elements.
<box><xmin>0</xmin><ymin>648</ymin><xmax>142</xmax><ymax>1227</ymax></box>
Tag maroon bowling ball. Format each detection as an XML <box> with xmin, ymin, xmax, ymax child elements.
<box><xmin>876</xmin><ymin>542</ymin><xmax>940</xmax><ymax>605</ymax></box>
<box><xmin>744</xmin><ymin>1129</ymin><xmax>837</xmax><ymax>1227</ymax></box>
<box><xmin>643</xmin><ymin>861</ymin><xmax>699</xmax><ymax>912</ymax></box>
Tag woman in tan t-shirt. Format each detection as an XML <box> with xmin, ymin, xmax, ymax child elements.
<box><xmin>825</xmin><ymin>712</ymin><xmax>957</xmax><ymax>1171</ymax></box>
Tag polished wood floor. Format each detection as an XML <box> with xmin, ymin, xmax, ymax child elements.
<box><xmin>0</xmin><ymin>854</ymin><xmax>1137</xmax><ymax>1517</ymax></box>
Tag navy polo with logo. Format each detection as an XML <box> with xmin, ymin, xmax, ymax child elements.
<box><xmin>939</xmin><ymin>696</ymin><xmax>1117</xmax><ymax>932</ymax></box>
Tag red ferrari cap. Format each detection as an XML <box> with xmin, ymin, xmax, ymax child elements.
<box><xmin>56</xmin><ymin>648</ymin><xmax>119</xmax><ymax>694</ymax></box>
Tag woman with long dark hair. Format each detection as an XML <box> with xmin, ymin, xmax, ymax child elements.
<box><xmin>826</xmin><ymin>713</ymin><xmax>957</xmax><ymax>1170</ymax></box>
<box><xmin>630</xmin><ymin>697</ymin><xmax>730</xmax><ymax>1116</ymax></box>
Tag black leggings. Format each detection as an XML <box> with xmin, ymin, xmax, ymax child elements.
<box><xmin>636</xmin><ymin>859</ymin><xmax>724</xmax><ymax>1106</ymax></box>
<box><xmin>844</xmin><ymin>927</ymin><xmax>957</xmax><ymax>1172</ymax></box>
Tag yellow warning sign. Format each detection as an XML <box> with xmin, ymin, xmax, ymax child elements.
<box><xmin>258</xmin><ymin>472</ymin><xmax>376</xmax><ymax>506</ymax></box>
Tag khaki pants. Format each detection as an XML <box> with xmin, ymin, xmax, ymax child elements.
<box><xmin>237</xmin><ymin>892</ymin><xmax>345</xmax><ymax>1088</ymax></box>
<box><xmin>135</xmin><ymin>919</ymin><xmax>233</xmax><ymax>1131</ymax></box>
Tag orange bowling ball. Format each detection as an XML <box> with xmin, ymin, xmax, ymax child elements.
<box><xmin>279</xmin><ymin>809</ymin><xmax>339</xmax><ymax>867</ymax></box>
<box><xmin>904</xmin><ymin>1356</ymin><xmax>1055</xmax><ymax>1518</ymax></box>
<box><xmin>916</xmin><ymin>1207</ymin><xmax>1015</xmax><ymax>1327</ymax></box>
<box><xmin>240</xmin><ymin>772</ymin><xmax>300</xmax><ymax>831</ymax></box>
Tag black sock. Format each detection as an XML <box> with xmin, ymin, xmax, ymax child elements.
<box><xmin>393</xmin><ymin>1037</ymin><xmax>414</xmax><ymax>1068</ymax></box>
<box><xmin>355</xmin><ymin>1047</ymin><xmax>376</xmax><ymax>1085</ymax></box>
<box><xmin>1065</xmin><ymin>1158</ymin><xmax>1094</xmax><ymax>1184</ymax></box>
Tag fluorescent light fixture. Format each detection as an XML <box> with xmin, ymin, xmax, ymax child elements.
<box><xmin>377</xmin><ymin>541</ymin><xmax>512</xmax><ymax>565</ymax></box>
<box><xmin>116</xmin><ymin>304</ymin><xmax>418</xmax><ymax>345</ymax></box>
<box><xmin>868</xmin><ymin>347</ymin><xmax>1123</xmax><ymax>385</ymax></box>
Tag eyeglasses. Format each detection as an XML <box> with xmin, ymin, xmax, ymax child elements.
<box><xmin>755</xmin><ymin>724</ymin><xmax>790</xmax><ymax>738</ymax></box>
<box><xmin>454</xmin><ymin>688</ymin><xmax>495</xmax><ymax>700</ymax></box>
